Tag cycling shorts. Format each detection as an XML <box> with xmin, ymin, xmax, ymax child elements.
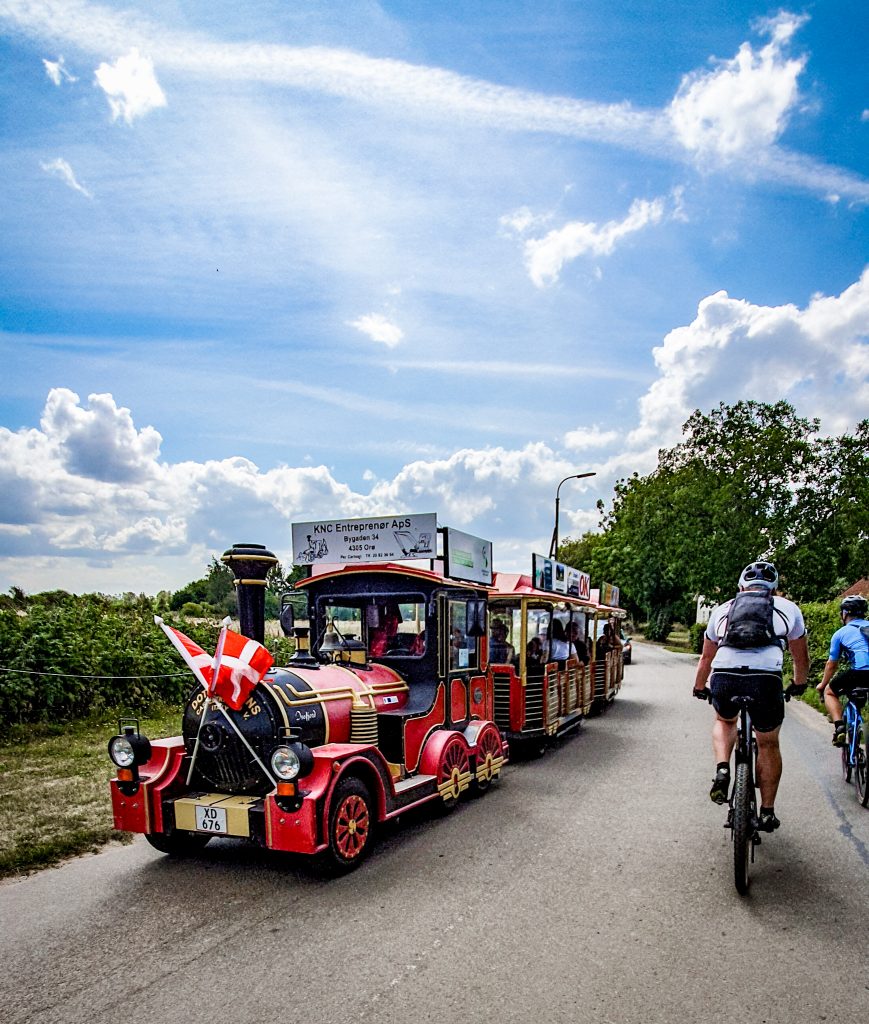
<box><xmin>829</xmin><ymin>668</ymin><xmax>869</xmax><ymax>701</ymax></box>
<box><xmin>709</xmin><ymin>670</ymin><xmax>785</xmax><ymax>732</ymax></box>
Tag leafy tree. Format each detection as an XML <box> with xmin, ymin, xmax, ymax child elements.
<box><xmin>576</xmin><ymin>401</ymin><xmax>866</xmax><ymax>639</ymax></box>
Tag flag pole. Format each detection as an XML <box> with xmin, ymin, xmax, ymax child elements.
<box><xmin>185</xmin><ymin>617</ymin><xmax>231</xmax><ymax>786</ymax></box>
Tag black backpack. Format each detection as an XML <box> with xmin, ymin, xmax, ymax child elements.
<box><xmin>720</xmin><ymin>590</ymin><xmax>786</xmax><ymax>650</ymax></box>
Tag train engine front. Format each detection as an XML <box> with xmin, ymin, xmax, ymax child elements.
<box><xmin>109</xmin><ymin>542</ymin><xmax>506</xmax><ymax>871</ymax></box>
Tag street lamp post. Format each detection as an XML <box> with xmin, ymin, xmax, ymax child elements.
<box><xmin>549</xmin><ymin>472</ymin><xmax>596</xmax><ymax>559</ymax></box>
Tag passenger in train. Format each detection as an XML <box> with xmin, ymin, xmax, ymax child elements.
<box><xmin>569</xmin><ymin>621</ymin><xmax>590</xmax><ymax>665</ymax></box>
<box><xmin>369</xmin><ymin>602</ymin><xmax>401</xmax><ymax>656</ymax></box>
<box><xmin>549</xmin><ymin>618</ymin><xmax>571</xmax><ymax>664</ymax></box>
<box><xmin>526</xmin><ymin>636</ymin><xmax>546</xmax><ymax>676</ymax></box>
<box><xmin>488</xmin><ymin>618</ymin><xmax>515</xmax><ymax>664</ymax></box>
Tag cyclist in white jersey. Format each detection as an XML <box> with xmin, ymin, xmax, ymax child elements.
<box><xmin>693</xmin><ymin>562</ymin><xmax>809</xmax><ymax>832</ymax></box>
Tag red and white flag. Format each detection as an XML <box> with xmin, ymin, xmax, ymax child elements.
<box><xmin>155</xmin><ymin>617</ymin><xmax>274</xmax><ymax>711</ymax></box>
<box><xmin>155</xmin><ymin>616</ymin><xmax>211</xmax><ymax>688</ymax></box>
<box><xmin>209</xmin><ymin>625</ymin><xmax>274</xmax><ymax>710</ymax></box>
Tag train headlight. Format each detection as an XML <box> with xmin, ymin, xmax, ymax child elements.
<box><xmin>108</xmin><ymin>726</ymin><xmax>152</xmax><ymax>768</ymax></box>
<box><xmin>109</xmin><ymin>735</ymin><xmax>136</xmax><ymax>768</ymax></box>
<box><xmin>271</xmin><ymin>739</ymin><xmax>314</xmax><ymax>784</ymax></box>
<box><xmin>108</xmin><ymin>722</ymin><xmax>152</xmax><ymax>788</ymax></box>
<box><xmin>271</xmin><ymin>745</ymin><xmax>301</xmax><ymax>781</ymax></box>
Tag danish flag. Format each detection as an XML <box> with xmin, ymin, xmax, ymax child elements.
<box><xmin>155</xmin><ymin>617</ymin><xmax>274</xmax><ymax>711</ymax></box>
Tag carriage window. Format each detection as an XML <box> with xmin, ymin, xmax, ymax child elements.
<box><xmin>449</xmin><ymin>601</ymin><xmax>479</xmax><ymax>670</ymax></box>
<box><xmin>526</xmin><ymin>607</ymin><xmax>552</xmax><ymax>670</ymax></box>
<box><xmin>489</xmin><ymin>604</ymin><xmax>519</xmax><ymax>666</ymax></box>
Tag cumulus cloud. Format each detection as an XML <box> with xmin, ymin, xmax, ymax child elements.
<box><xmin>1</xmin><ymin>264</ymin><xmax>867</xmax><ymax>596</ymax></box>
<box><xmin>563</xmin><ymin>426</ymin><xmax>620</xmax><ymax>450</ymax></box>
<box><xmin>42</xmin><ymin>54</ymin><xmax>75</xmax><ymax>84</ymax></box>
<box><xmin>94</xmin><ymin>47</ymin><xmax>166</xmax><ymax>123</ymax></box>
<box><xmin>629</xmin><ymin>267</ymin><xmax>869</xmax><ymax>448</ymax></box>
<box><xmin>348</xmin><ymin>313</ymin><xmax>404</xmax><ymax>347</ymax></box>
<box><xmin>669</xmin><ymin>11</ymin><xmax>808</xmax><ymax>161</ymax></box>
<box><xmin>40</xmin><ymin>388</ymin><xmax>163</xmax><ymax>483</ymax></box>
<box><xmin>39</xmin><ymin>157</ymin><xmax>92</xmax><ymax>197</ymax></box>
<box><xmin>522</xmin><ymin>195</ymin><xmax>667</xmax><ymax>288</ymax></box>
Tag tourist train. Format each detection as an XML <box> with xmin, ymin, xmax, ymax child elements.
<box><xmin>108</xmin><ymin>517</ymin><xmax>625</xmax><ymax>872</ymax></box>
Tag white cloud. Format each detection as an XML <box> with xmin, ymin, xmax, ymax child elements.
<box><xmin>42</xmin><ymin>54</ymin><xmax>76</xmax><ymax>85</ymax></box>
<box><xmin>524</xmin><ymin>195</ymin><xmax>666</xmax><ymax>288</ymax></box>
<box><xmin>629</xmin><ymin>267</ymin><xmax>869</xmax><ymax>448</ymax></box>
<box><xmin>499</xmin><ymin>206</ymin><xmax>552</xmax><ymax>235</ymax></box>
<box><xmin>94</xmin><ymin>47</ymin><xmax>166</xmax><ymax>123</ymax></box>
<box><xmin>348</xmin><ymin>313</ymin><xmax>404</xmax><ymax>347</ymax></box>
<box><xmin>669</xmin><ymin>12</ymin><xmax>807</xmax><ymax>161</ymax></box>
<box><xmin>2</xmin><ymin>2</ymin><xmax>866</xmax><ymax>201</ymax></box>
<box><xmin>39</xmin><ymin>157</ymin><xmax>92</xmax><ymax>197</ymax></box>
<box><xmin>861</xmin><ymin>110</ymin><xmax>869</xmax><ymax>123</ymax></box>
<box><xmin>40</xmin><ymin>388</ymin><xmax>163</xmax><ymax>483</ymax></box>
<box><xmin>563</xmin><ymin>426</ymin><xmax>620</xmax><ymax>450</ymax></box>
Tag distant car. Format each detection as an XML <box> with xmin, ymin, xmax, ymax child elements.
<box><xmin>621</xmin><ymin>631</ymin><xmax>632</xmax><ymax>665</ymax></box>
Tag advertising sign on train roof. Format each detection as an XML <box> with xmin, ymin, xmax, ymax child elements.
<box><xmin>600</xmin><ymin>582</ymin><xmax>620</xmax><ymax>607</ymax></box>
<box><xmin>292</xmin><ymin>513</ymin><xmax>437</xmax><ymax>566</ymax></box>
<box><xmin>444</xmin><ymin>527</ymin><xmax>493</xmax><ymax>585</ymax></box>
<box><xmin>532</xmin><ymin>554</ymin><xmax>591</xmax><ymax>601</ymax></box>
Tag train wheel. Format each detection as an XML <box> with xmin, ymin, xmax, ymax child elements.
<box><xmin>324</xmin><ymin>777</ymin><xmax>374</xmax><ymax>873</ymax></box>
<box><xmin>436</xmin><ymin>736</ymin><xmax>471</xmax><ymax>811</ymax></box>
<box><xmin>472</xmin><ymin>725</ymin><xmax>503</xmax><ymax>796</ymax></box>
<box><xmin>145</xmin><ymin>831</ymin><xmax>212</xmax><ymax>857</ymax></box>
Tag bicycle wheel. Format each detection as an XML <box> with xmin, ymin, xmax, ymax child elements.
<box><xmin>855</xmin><ymin>725</ymin><xmax>868</xmax><ymax>807</ymax></box>
<box><xmin>732</xmin><ymin>761</ymin><xmax>753</xmax><ymax>895</ymax></box>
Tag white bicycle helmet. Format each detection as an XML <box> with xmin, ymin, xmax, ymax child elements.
<box><xmin>738</xmin><ymin>561</ymin><xmax>778</xmax><ymax>590</ymax></box>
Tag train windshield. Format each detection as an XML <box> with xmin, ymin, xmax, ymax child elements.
<box><xmin>322</xmin><ymin>596</ymin><xmax>426</xmax><ymax>657</ymax></box>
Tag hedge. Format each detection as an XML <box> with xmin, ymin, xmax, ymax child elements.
<box><xmin>0</xmin><ymin>595</ymin><xmax>294</xmax><ymax>728</ymax></box>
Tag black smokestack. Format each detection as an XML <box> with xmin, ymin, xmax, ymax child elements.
<box><xmin>221</xmin><ymin>543</ymin><xmax>278</xmax><ymax>644</ymax></box>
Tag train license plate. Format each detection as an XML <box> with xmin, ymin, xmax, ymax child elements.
<box><xmin>195</xmin><ymin>805</ymin><xmax>227</xmax><ymax>833</ymax></box>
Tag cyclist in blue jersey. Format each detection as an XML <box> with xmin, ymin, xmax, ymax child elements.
<box><xmin>817</xmin><ymin>595</ymin><xmax>869</xmax><ymax>746</ymax></box>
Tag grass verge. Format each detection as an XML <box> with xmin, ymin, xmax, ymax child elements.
<box><xmin>0</xmin><ymin>706</ymin><xmax>181</xmax><ymax>879</ymax></box>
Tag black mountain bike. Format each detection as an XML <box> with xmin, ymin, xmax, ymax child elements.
<box><xmin>699</xmin><ymin>687</ymin><xmax>793</xmax><ymax>894</ymax></box>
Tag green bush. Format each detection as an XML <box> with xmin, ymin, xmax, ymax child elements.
<box><xmin>644</xmin><ymin>607</ymin><xmax>674</xmax><ymax>642</ymax></box>
<box><xmin>688</xmin><ymin>622</ymin><xmax>706</xmax><ymax>653</ymax></box>
<box><xmin>0</xmin><ymin>597</ymin><xmax>228</xmax><ymax>729</ymax></box>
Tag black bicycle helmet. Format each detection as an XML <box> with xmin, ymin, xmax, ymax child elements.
<box><xmin>840</xmin><ymin>595</ymin><xmax>868</xmax><ymax>618</ymax></box>
<box><xmin>738</xmin><ymin>561</ymin><xmax>778</xmax><ymax>590</ymax></box>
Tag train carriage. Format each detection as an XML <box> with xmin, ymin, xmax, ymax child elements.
<box><xmin>487</xmin><ymin>571</ymin><xmax>597</xmax><ymax>750</ymax></box>
<box><xmin>589</xmin><ymin>591</ymin><xmax>627</xmax><ymax>711</ymax></box>
<box><xmin>108</xmin><ymin>537</ymin><xmax>507</xmax><ymax>873</ymax></box>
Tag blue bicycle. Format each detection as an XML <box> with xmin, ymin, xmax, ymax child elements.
<box><xmin>840</xmin><ymin>687</ymin><xmax>868</xmax><ymax>807</ymax></box>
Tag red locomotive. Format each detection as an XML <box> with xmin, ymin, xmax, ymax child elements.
<box><xmin>109</xmin><ymin>537</ymin><xmax>507</xmax><ymax>872</ymax></box>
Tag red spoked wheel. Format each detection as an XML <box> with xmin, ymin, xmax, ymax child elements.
<box><xmin>472</xmin><ymin>725</ymin><xmax>504</xmax><ymax>795</ymax></box>
<box><xmin>436</xmin><ymin>736</ymin><xmax>471</xmax><ymax>811</ymax></box>
<box><xmin>324</xmin><ymin>777</ymin><xmax>374</xmax><ymax>873</ymax></box>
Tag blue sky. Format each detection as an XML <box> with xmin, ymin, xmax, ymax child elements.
<box><xmin>0</xmin><ymin>1</ymin><xmax>867</xmax><ymax>594</ymax></box>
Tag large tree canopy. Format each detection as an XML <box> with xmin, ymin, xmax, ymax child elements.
<box><xmin>559</xmin><ymin>401</ymin><xmax>868</xmax><ymax>638</ymax></box>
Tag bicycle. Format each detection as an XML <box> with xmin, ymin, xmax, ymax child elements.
<box><xmin>840</xmin><ymin>687</ymin><xmax>869</xmax><ymax>807</ymax></box>
<box><xmin>698</xmin><ymin>685</ymin><xmax>794</xmax><ymax>894</ymax></box>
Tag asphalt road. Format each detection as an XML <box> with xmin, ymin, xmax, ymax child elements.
<box><xmin>1</xmin><ymin>643</ymin><xmax>867</xmax><ymax>1024</ymax></box>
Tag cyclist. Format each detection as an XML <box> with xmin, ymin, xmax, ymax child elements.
<box><xmin>816</xmin><ymin>595</ymin><xmax>869</xmax><ymax>746</ymax></box>
<box><xmin>693</xmin><ymin>561</ymin><xmax>809</xmax><ymax>832</ymax></box>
